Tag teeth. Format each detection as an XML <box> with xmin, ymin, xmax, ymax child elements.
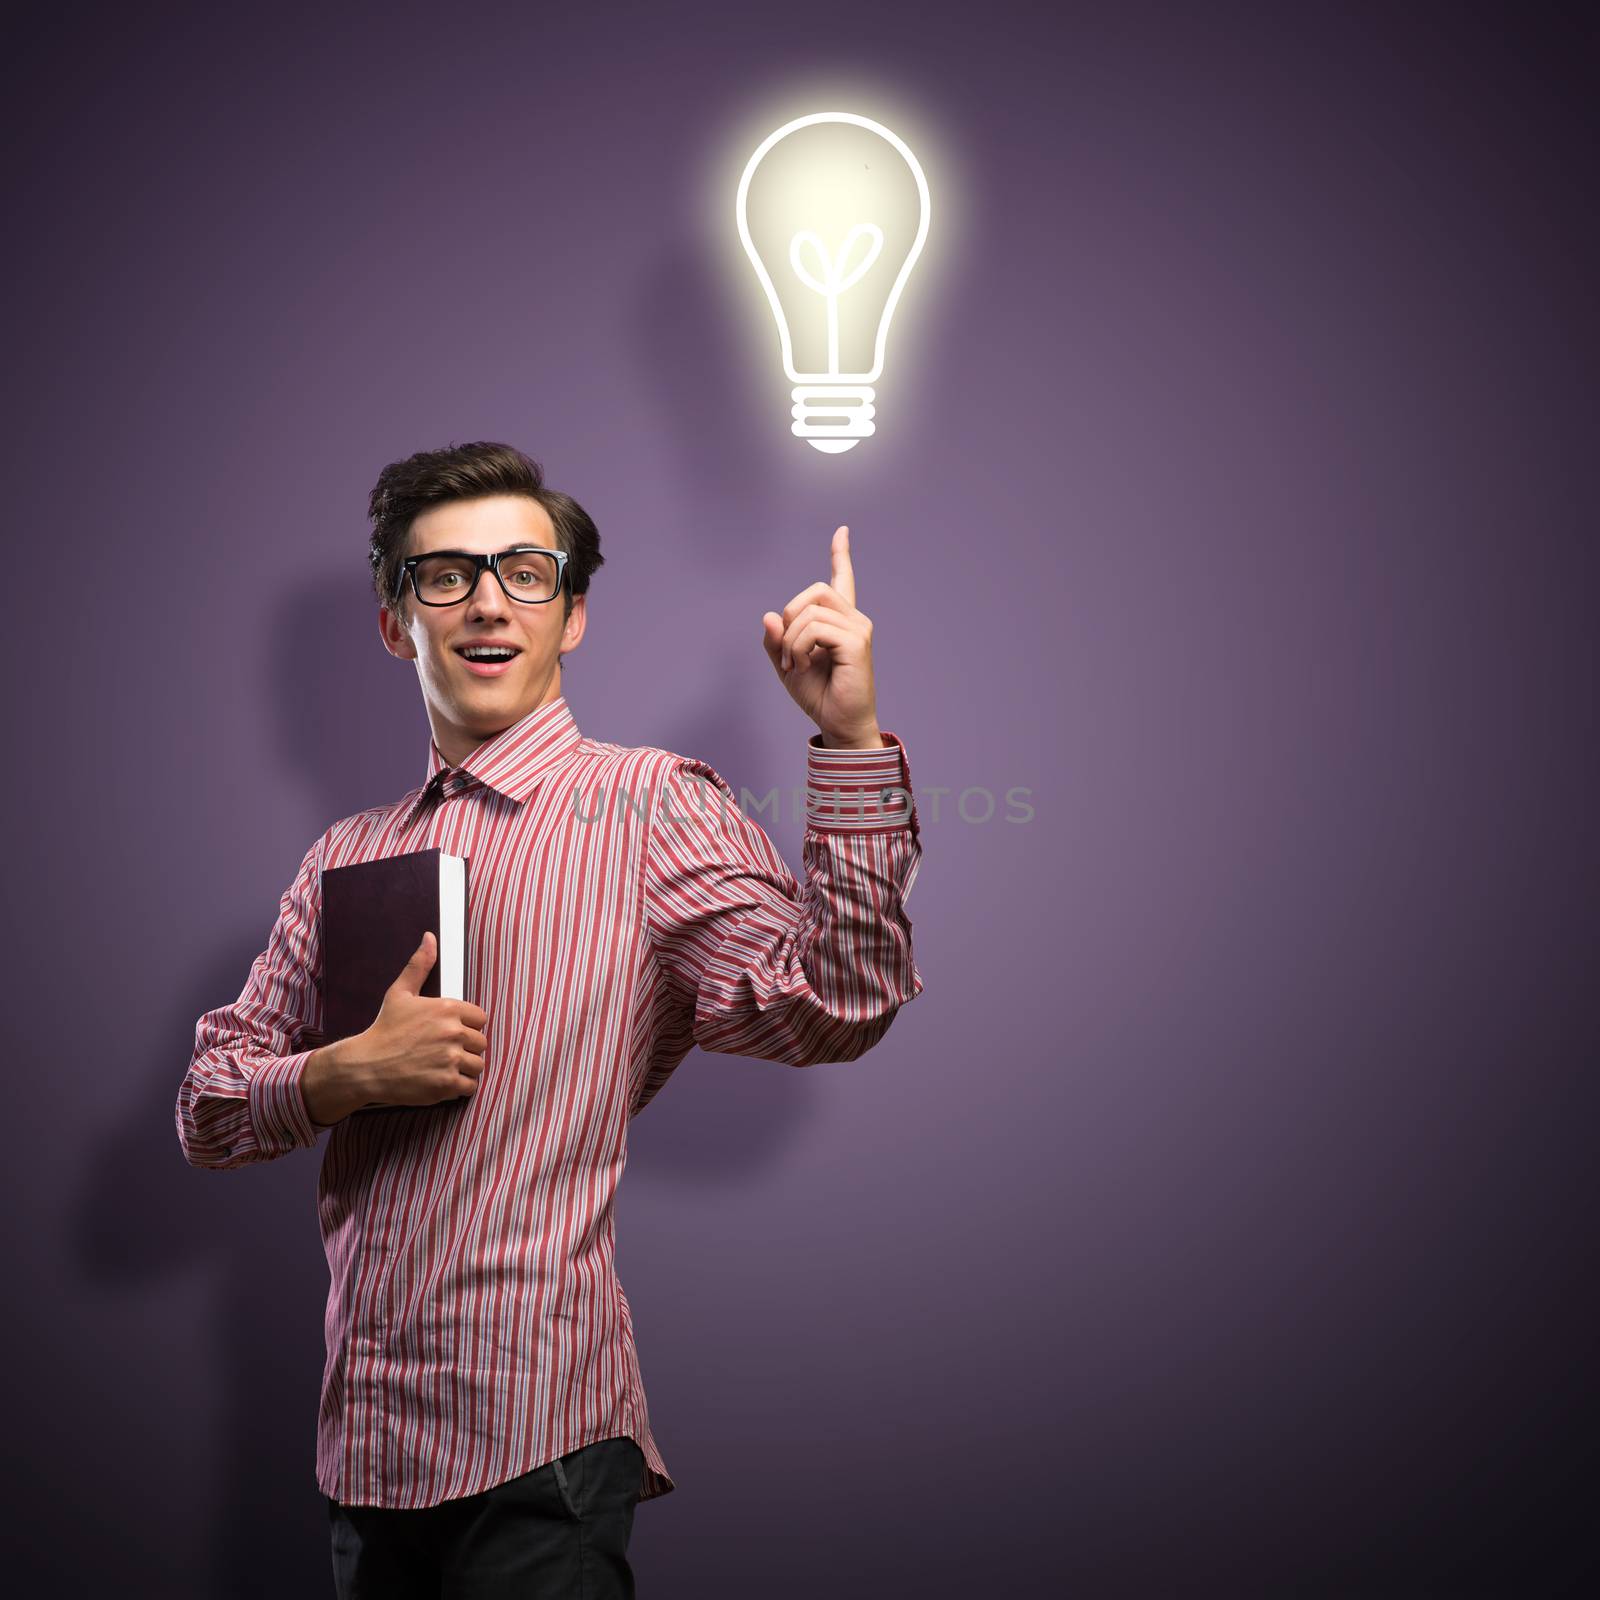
<box><xmin>463</xmin><ymin>649</ymin><xmax>515</xmax><ymax>660</ymax></box>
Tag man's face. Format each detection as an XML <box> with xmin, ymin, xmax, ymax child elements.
<box><xmin>379</xmin><ymin>494</ymin><xmax>586</xmax><ymax>766</ymax></box>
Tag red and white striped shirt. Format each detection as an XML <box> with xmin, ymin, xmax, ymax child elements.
<box><xmin>176</xmin><ymin>696</ymin><xmax>923</xmax><ymax>1508</ymax></box>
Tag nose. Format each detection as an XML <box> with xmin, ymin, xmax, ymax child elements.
<box><xmin>466</xmin><ymin>561</ymin><xmax>512</xmax><ymax>620</ymax></box>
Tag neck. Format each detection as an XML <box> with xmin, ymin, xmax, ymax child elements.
<box><xmin>433</xmin><ymin>677</ymin><xmax>564</xmax><ymax>769</ymax></box>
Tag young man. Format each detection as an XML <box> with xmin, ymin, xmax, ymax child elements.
<box><xmin>176</xmin><ymin>441</ymin><xmax>923</xmax><ymax>1598</ymax></box>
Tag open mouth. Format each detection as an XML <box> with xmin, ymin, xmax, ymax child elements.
<box><xmin>454</xmin><ymin>645</ymin><xmax>522</xmax><ymax>677</ymax></box>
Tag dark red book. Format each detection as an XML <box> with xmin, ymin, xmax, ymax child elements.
<box><xmin>319</xmin><ymin>847</ymin><xmax>469</xmax><ymax>1044</ymax></box>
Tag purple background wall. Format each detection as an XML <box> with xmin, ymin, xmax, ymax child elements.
<box><xmin>7</xmin><ymin>1</ymin><xmax>1594</xmax><ymax>1594</ymax></box>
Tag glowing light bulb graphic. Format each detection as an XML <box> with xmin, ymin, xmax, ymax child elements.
<box><xmin>736</xmin><ymin>111</ymin><xmax>931</xmax><ymax>453</ymax></box>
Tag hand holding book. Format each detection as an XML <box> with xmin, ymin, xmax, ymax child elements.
<box><xmin>303</xmin><ymin>931</ymin><xmax>490</xmax><ymax>1126</ymax></box>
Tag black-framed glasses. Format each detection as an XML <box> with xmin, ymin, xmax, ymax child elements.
<box><xmin>402</xmin><ymin>546</ymin><xmax>570</xmax><ymax>607</ymax></box>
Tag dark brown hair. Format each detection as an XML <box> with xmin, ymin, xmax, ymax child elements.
<box><xmin>367</xmin><ymin>441</ymin><xmax>604</xmax><ymax>625</ymax></box>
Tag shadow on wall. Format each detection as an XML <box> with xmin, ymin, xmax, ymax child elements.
<box><xmin>73</xmin><ymin>939</ymin><xmax>332</xmax><ymax>1600</ymax></box>
<box><xmin>267</xmin><ymin>572</ymin><xmax>421</xmax><ymax>824</ymax></box>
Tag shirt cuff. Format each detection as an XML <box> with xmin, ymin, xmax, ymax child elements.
<box><xmin>805</xmin><ymin>731</ymin><xmax>920</xmax><ymax>838</ymax></box>
<box><xmin>247</xmin><ymin>1049</ymin><xmax>321</xmax><ymax>1154</ymax></box>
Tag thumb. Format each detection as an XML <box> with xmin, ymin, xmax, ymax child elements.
<box><xmin>761</xmin><ymin>612</ymin><xmax>784</xmax><ymax>668</ymax></box>
<box><xmin>392</xmin><ymin>929</ymin><xmax>437</xmax><ymax>993</ymax></box>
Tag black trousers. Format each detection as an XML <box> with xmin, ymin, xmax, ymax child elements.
<box><xmin>328</xmin><ymin>1436</ymin><xmax>644</xmax><ymax>1599</ymax></box>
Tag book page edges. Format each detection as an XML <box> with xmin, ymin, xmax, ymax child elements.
<box><xmin>440</xmin><ymin>852</ymin><xmax>466</xmax><ymax>1001</ymax></box>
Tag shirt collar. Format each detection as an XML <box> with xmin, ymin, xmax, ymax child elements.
<box><xmin>402</xmin><ymin>696</ymin><xmax>582</xmax><ymax>827</ymax></box>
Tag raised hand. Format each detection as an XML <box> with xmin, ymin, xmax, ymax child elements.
<box><xmin>760</xmin><ymin>525</ymin><xmax>883</xmax><ymax>749</ymax></box>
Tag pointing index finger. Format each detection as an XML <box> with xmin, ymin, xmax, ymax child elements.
<box><xmin>831</xmin><ymin>525</ymin><xmax>855</xmax><ymax>609</ymax></box>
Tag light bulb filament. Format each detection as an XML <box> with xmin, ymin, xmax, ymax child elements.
<box><xmin>787</xmin><ymin>223</ymin><xmax>885</xmax><ymax>375</ymax></box>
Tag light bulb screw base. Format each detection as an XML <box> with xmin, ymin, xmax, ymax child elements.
<box><xmin>791</xmin><ymin>385</ymin><xmax>876</xmax><ymax>454</ymax></box>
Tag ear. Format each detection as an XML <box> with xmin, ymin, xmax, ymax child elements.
<box><xmin>379</xmin><ymin>601</ymin><xmax>415</xmax><ymax>660</ymax></box>
<box><xmin>559</xmin><ymin>593</ymin><xmax>588</xmax><ymax>661</ymax></box>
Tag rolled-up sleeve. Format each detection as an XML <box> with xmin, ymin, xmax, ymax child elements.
<box><xmin>643</xmin><ymin>734</ymin><xmax>924</xmax><ymax>1067</ymax></box>
<box><xmin>176</xmin><ymin>834</ymin><xmax>327</xmax><ymax>1168</ymax></box>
